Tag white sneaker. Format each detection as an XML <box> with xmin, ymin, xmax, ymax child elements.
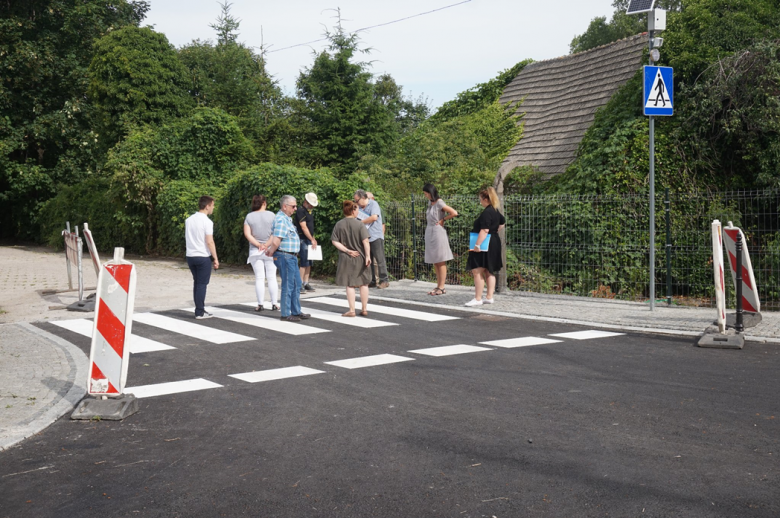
<box><xmin>464</xmin><ymin>298</ymin><xmax>483</xmax><ymax>307</ymax></box>
<box><xmin>483</xmin><ymin>298</ymin><xmax>495</xmax><ymax>304</ymax></box>
<box><xmin>196</xmin><ymin>311</ymin><xmax>213</xmax><ymax>320</ymax></box>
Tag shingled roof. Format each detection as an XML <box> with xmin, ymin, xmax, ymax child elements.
<box><xmin>496</xmin><ymin>34</ymin><xmax>647</xmax><ymax>186</ymax></box>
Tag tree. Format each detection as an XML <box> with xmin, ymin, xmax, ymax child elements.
<box><xmin>0</xmin><ymin>0</ymin><xmax>149</xmax><ymax>239</ymax></box>
<box><xmin>293</xmin><ymin>24</ymin><xmax>399</xmax><ymax>175</ymax></box>
<box><xmin>430</xmin><ymin>61</ymin><xmax>531</xmax><ymax>122</ymax></box>
<box><xmin>570</xmin><ymin>0</ymin><xmax>681</xmax><ymax>54</ymax></box>
<box><xmin>88</xmin><ymin>26</ymin><xmax>193</xmax><ymax>152</ymax></box>
<box><xmin>104</xmin><ymin>107</ymin><xmax>255</xmax><ymax>252</ymax></box>
<box><xmin>178</xmin><ymin>2</ymin><xmax>285</xmax><ymax>161</ymax></box>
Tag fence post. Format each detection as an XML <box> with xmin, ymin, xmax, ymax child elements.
<box><xmin>411</xmin><ymin>194</ymin><xmax>417</xmax><ymax>281</ymax></box>
<box><xmin>498</xmin><ymin>194</ymin><xmax>507</xmax><ymax>293</ymax></box>
<box><xmin>665</xmin><ymin>188</ymin><xmax>671</xmax><ymax>306</ymax></box>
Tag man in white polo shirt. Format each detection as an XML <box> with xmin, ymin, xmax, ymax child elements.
<box><xmin>185</xmin><ymin>195</ymin><xmax>219</xmax><ymax>319</ymax></box>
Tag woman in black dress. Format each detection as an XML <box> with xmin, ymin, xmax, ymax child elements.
<box><xmin>465</xmin><ymin>187</ymin><xmax>503</xmax><ymax>306</ymax></box>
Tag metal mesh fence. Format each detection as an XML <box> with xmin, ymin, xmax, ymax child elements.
<box><xmin>382</xmin><ymin>190</ymin><xmax>780</xmax><ymax>310</ymax></box>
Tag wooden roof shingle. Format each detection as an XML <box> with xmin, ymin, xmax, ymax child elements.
<box><xmin>496</xmin><ymin>34</ymin><xmax>646</xmax><ymax>185</ymax></box>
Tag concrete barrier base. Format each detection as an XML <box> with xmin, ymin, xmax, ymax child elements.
<box><xmin>698</xmin><ymin>328</ymin><xmax>744</xmax><ymax>349</ymax></box>
<box><xmin>71</xmin><ymin>394</ymin><xmax>139</xmax><ymax>421</ymax></box>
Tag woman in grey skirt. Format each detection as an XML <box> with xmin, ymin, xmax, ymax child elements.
<box><xmin>423</xmin><ymin>183</ymin><xmax>458</xmax><ymax>295</ymax></box>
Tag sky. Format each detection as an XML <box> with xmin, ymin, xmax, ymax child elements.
<box><xmin>144</xmin><ymin>0</ymin><xmax>617</xmax><ymax>109</ymax></box>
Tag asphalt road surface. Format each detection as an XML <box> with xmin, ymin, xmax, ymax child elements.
<box><xmin>2</xmin><ymin>297</ymin><xmax>778</xmax><ymax>517</ymax></box>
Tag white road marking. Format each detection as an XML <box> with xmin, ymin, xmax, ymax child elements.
<box><xmin>479</xmin><ymin>337</ymin><xmax>563</xmax><ymax>348</ymax></box>
<box><xmin>325</xmin><ymin>353</ymin><xmax>414</xmax><ymax>369</ymax></box>
<box><xmin>239</xmin><ymin>303</ymin><xmax>397</xmax><ymax>328</ymax></box>
<box><xmin>229</xmin><ymin>366</ymin><xmax>325</xmax><ymax>383</ymax></box>
<box><xmin>198</xmin><ymin>306</ymin><xmax>329</xmax><ymax>335</ymax></box>
<box><xmin>125</xmin><ymin>378</ymin><xmax>222</xmax><ymax>398</ymax></box>
<box><xmin>133</xmin><ymin>313</ymin><xmax>254</xmax><ymax>344</ymax></box>
<box><xmin>408</xmin><ymin>344</ymin><xmax>493</xmax><ymax>357</ymax></box>
<box><xmin>51</xmin><ymin>318</ymin><xmax>176</xmax><ymax>354</ymax></box>
<box><xmin>307</xmin><ymin>296</ymin><xmax>458</xmax><ymax>322</ymax></box>
<box><xmin>549</xmin><ymin>330</ymin><xmax>625</xmax><ymax>340</ymax></box>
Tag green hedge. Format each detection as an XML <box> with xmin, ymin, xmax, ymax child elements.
<box><xmin>38</xmin><ymin>177</ymin><xmax>146</xmax><ymax>252</ymax></box>
<box><xmin>214</xmin><ymin>163</ymin><xmax>381</xmax><ymax>272</ymax></box>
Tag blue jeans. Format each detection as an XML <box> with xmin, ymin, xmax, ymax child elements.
<box><xmin>274</xmin><ymin>251</ymin><xmax>301</xmax><ymax>317</ymax></box>
<box><xmin>186</xmin><ymin>256</ymin><xmax>212</xmax><ymax>317</ymax></box>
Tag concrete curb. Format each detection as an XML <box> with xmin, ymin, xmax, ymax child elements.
<box><xmin>0</xmin><ymin>323</ymin><xmax>88</xmax><ymax>452</ymax></box>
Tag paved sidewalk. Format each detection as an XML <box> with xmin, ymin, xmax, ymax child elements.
<box><xmin>1</xmin><ymin>244</ymin><xmax>777</xmax><ymax>453</ymax></box>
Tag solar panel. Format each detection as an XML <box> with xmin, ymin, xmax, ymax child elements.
<box><xmin>626</xmin><ymin>0</ymin><xmax>655</xmax><ymax>14</ymax></box>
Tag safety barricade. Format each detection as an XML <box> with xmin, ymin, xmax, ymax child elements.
<box><xmin>722</xmin><ymin>223</ymin><xmax>760</xmax><ymax>314</ymax></box>
<box><xmin>82</xmin><ymin>222</ymin><xmax>101</xmax><ymax>278</ymax></box>
<box><xmin>87</xmin><ymin>248</ymin><xmax>137</xmax><ymax>396</ymax></box>
<box><xmin>62</xmin><ymin>222</ymin><xmax>84</xmax><ymax>301</ymax></box>
<box><xmin>711</xmin><ymin>220</ymin><xmax>726</xmax><ymax>332</ymax></box>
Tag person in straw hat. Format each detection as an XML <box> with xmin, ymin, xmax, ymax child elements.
<box><xmin>295</xmin><ymin>192</ymin><xmax>319</xmax><ymax>293</ymax></box>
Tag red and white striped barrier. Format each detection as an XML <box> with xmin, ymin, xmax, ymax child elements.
<box><xmin>82</xmin><ymin>223</ymin><xmax>101</xmax><ymax>278</ymax></box>
<box><xmin>88</xmin><ymin>248</ymin><xmax>137</xmax><ymax>395</ymax></box>
<box><xmin>722</xmin><ymin>223</ymin><xmax>760</xmax><ymax>313</ymax></box>
<box><xmin>711</xmin><ymin>220</ymin><xmax>726</xmax><ymax>332</ymax></box>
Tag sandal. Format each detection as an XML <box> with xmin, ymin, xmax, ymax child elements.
<box><xmin>359</xmin><ymin>310</ymin><xmax>368</xmax><ymax>317</ymax></box>
<box><xmin>428</xmin><ymin>288</ymin><xmax>446</xmax><ymax>296</ymax></box>
<box><xmin>271</xmin><ymin>304</ymin><xmax>279</xmax><ymax>311</ymax></box>
<box><xmin>342</xmin><ymin>311</ymin><xmax>356</xmax><ymax>317</ymax></box>
<box><xmin>254</xmin><ymin>305</ymin><xmax>264</xmax><ymax>312</ymax></box>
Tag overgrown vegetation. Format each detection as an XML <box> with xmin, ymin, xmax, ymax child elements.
<box><xmin>3</xmin><ymin>0</ymin><xmax>780</xmax><ymax>297</ymax></box>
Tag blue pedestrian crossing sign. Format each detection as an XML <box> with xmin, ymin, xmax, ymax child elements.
<box><xmin>643</xmin><ymin>66</ymin><xmax>673</xmax><ymax>116</ymax></box>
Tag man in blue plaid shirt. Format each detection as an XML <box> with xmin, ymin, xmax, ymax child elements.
<box><xmin>265</xmin><ymin>195</ymin><xmax>311</xmax><ymax>322</ymax></box>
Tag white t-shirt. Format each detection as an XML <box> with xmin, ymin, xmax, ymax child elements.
<box><xmin>185</xmin><ymin>212</ymin><xmax>213</xmax><ymax>257</ymax></box>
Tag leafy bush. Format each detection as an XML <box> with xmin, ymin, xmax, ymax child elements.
<box><xmin>214</xmin><ymin>163</ymin><xmax>382</xmax><ymax>270</ymax></box>
<box><xmin>38</xmin><ymin>177</ymin><xmax>145</xmax><ymax>253</ymax></box>
<box><xmin>157</xmin><ymin>180</ymin><xmax>220</xmax><ymax>257</ymax></box>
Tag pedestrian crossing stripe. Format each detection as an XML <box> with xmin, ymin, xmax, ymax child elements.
<box><xmin>408</xmin><ymin>344</ymin><xmax>492</xmax><ymax>357</ymax></box>
<box><xmin>548</xmin><ymin>330</ymin><xmax>624</xmax><ymax>340</ymax></box>
<box><xmin>229</xmin><ymin>366</ymin><xmax>325</xmax><ymax>383</ymax></box>
<box><xmin>125</xmin><ymin>378</ymin><xmax>222</xmax><ymax>398</ymax></box>
<box><xmin>306</xmin><ymin>297</ymin><xmax>459</xmax><ymax>322</ymax></box>
<box><xmin>133</xmin><ymin>312</ymin><xmax>254</xmax><ymax>344</ymax></box>
<box><xmin>51</xmin><ymin>319</ymin><xmax>175</xmax><ymax>354</ymax></box>
<box><xmin>643</xmin><ymin>65</ymin><xmax>673</xmax><ymax>116</ymax></box>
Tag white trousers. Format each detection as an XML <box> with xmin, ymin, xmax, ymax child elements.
<box><xmin>250</xmin><ymin>254</ymin><xmax>278</xmax><ymax>306</ymax></box>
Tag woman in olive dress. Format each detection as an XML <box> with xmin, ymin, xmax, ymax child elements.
<box><xmin>331</xmin><ymin>200</ymin><xmax>372</xmax><ymax>317</ymax></box>
<box><xmin>464</xmin><ymin>187</ymin><xmax>503</xmax><ymax>306</ymax></box>
<box><xmin>423</xmin><ymin>183</ymin><xmax>458</xmax><ymax>295</ymax></box>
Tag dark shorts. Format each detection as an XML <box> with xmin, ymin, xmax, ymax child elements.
<box><xmin>299</xmin><ymin>239</ymin><xmax>313</xmax><ymax>267</ymax></box>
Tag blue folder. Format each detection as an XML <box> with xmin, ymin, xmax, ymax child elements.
<box><xmin>469</xmin><ymin>232</ymin><xmax>490</xmax><ymax>251</ymax></box>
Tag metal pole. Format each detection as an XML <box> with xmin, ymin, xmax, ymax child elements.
<box><xmin>498</xmin><ymin>194</ymin><xmax>507</xmax><ymax>293</ymax></box>
<box><xmin>665</xmin><ymin>188</ymin><xmax>671</xmax><ymax>306</ymax></box>
<box><xmin>648</xmin><ymin>30</ymin><xmax>656</xmax><ymax>311</ymax></box>
<box><xmin>735</xmin><ymin>231</ymin><xmax>744</xmax><ymax>333</ymax></box>
<box><xmin>65</xmin><ymin>221</ymin><xmax>73</xmax><ymax>290</ymax></box>
<box><xmin>75</xmin><ymin>225</ymin><xmax>84</xmax><ymax>302</ymax></box>
<box><xmin>411</xmin><ymin>194</ymin><xmax>417</xmax><ymax>282</ymax></box>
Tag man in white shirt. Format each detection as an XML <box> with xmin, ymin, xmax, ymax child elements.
<box><xmin>185</xmin><ymin>196</ymin><xmax>219</xmax><ymax>319</ymax></box>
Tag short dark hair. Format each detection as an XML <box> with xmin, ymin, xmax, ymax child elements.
<box><xmin>198</xmin><ymin>196</ymin><xmax>215</xmax><ymax>210</ymax></box>
<box><xmin>251</xmin><ymin>195</ymin><xmax>267</xmax><ymax>211</ymax></box>
<box><xmin>422</xmin><ymin>183</ymin><xmax>439</xmax><ymax>202</ymax></box>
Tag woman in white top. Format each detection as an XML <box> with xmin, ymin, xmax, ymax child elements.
<box><xmin>243</xmin><ymin>195</ymin><xmax>279</xmax><ymax>311</ymax></box>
